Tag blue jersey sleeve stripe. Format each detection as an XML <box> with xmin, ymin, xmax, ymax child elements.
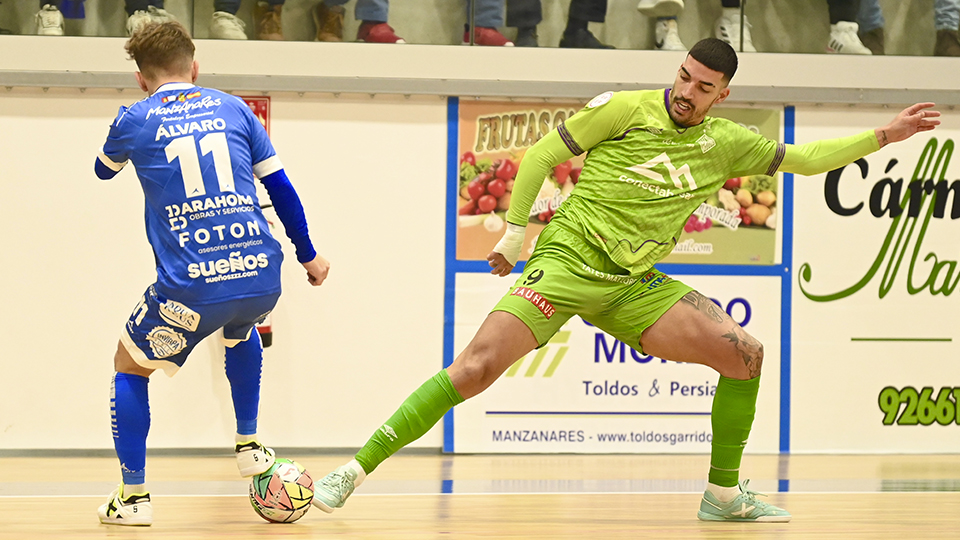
<box><xmin>98</xmin><ymin>151</ymin><xmax>128</xmax><ymax>172</ymax></box>
<box><xmin>94</xmin><ymin>158</ymin><xmax>119</xmax><ymax>180</ymax></box>
<box><xmin>253</xmin><ymin>155</ymin><xmax>283</xmax><ymax>179</ymax></box>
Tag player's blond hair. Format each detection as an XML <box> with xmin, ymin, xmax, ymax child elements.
<box><xmin>125</xmin><ymin>21</ymin><xmax>195</xmax><ymax>81</ymax></box>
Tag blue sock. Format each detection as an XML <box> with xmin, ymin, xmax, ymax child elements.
<box><xmin>225</xmin><ymin>331</ymin><xmax>263</xmax><ymax>437</ymax></box>
<box><xmin>111</xmin><ymin>372</ymin><xmax>150</xmax><ymax>485</ymax></box>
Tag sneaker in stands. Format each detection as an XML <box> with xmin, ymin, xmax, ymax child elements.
<box><xmin>655</xmin><ymin>18</ymin><xmax>685</xmax><ymax>51</ymax></box>
<box><xmin>636</xmin><ymin>0</ymin><xmax>684</xmax><ymax>18</ymax></box>
<box><xmin>36</xmin><ymin>4</ymin><xmax>64</xmax><ymax>36</ymax></box>
<box><xmin>126</xmin><ymin>6</ymin><xmax>177</xmax><ymax>36</ymax></box>
<box><xmin>210</xmin><ymin>11</ymin><xmax>247</xmax><ymax>40</ymax></box>
<box><xmin>358</xmin><ymin>21</ymin><xmax>406</xmax><ymax>43</ymax></box>
<box><xmin>464</xmin><ymin>26</ymin><xmax>514</xmax><ymax>46</ymax></box>
<box><xmin>827</xmin><ymin>21</ymin><xmax>872</xmax><ymax>54</ymax></box>
<box><xmin>715</xmin><ymin>9</ymin><xmax>756</xmax><ymax>52</ymax></box>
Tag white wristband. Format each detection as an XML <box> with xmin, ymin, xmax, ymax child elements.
<box><xmin>493</xmin><ymin>223</ymin><xmax>526</xmax><ymax>266</ymax></box>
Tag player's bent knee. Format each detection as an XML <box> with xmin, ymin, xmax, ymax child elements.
<box><xmin>715</xmin><ymin>328</ymin><xmax>764</xmax><ymax>380</ymax></box>
<box><xmin>451</xmin><ymin>347</ymin><xmax>505</xmax><ymax>398</ymax></box>
<box><xmin>113</xmin><ymin>341</ymin><xmax>154</xmax><ymax>377</ymax></box>
<box><xmin>734</xmin><ymin>339</ymin><xmax>764</xmax><ymax>379</ymax></box>
<box><xmin>753</xmin><ymin>341</ymin><xmax>765</xmax><ymax>373</ymax></box>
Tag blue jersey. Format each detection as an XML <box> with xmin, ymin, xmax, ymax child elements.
<box><xmin>98</xmin><ymin>83</ymin><xmax>284</xmax><ymax>304</ymax></box>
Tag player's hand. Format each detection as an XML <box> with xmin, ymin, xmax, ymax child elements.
<box><xmin>302</xmin><ymin>254</ymin><xmax>330</xmax><ymax>286</ymax></box>
<box><xmin>876</xmin><ymin>103</ymin><xmax>940</xmax><ymax>147</ymax></box>
<box><xmin>487</xmin><ymin>251</ymin><xmax>515</xmax><ymax>277</ymax></box>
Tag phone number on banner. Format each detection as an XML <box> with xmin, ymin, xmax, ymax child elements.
<box><xmin>879</xmin><ymin>386</ymin><xmax>960</xmax><ymax>426</ymax></box>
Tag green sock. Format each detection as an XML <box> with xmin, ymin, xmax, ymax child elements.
<box><xmin>354</xmin><ymin>370</ymin><xmax>464</xmax><ymax>475</ymax></box>
<box><xmin>708</xmin><ymin>375</ymin><xmax>759</xmax><ymax>487</ymax></box>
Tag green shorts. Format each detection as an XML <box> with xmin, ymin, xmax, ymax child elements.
<box><xmin>492</xmin><ymin>224</ymin><xmax>692</xmax><ymax>352</ymax></box>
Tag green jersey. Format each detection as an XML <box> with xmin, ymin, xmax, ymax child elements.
<box><xmin>506</xmin><ymin>89</ymin><xmax>879</xmax><ymax>275</ymax></box>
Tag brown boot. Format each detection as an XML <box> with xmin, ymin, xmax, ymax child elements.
<box><xmin>313</xmin><ymin>1</ymin><xmax>344</xmax><ymax>42</ymax></box>
<box><xmin>858</xmin><ymin>26</ymin><xmax>884</xmax><ymax>55</ymax></box>
<box><xmin>935</xmin><ymin>29</ymin><xmax>960</xmax><ymax>56</ymax></box>
<box><xmin>254</xmin><ymin>1</ymin><xmax>283</xmax><ymax>41</ymax></box>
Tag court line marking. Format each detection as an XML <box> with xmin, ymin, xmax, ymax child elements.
<box><xmin>0</xmin><ymin>491</ymin><xmax>948</xmax><ymax>500</ymax></box>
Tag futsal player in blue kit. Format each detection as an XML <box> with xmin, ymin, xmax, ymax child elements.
<box><xmin>93</xmin><ymin>21</ymin><xmax>330</xmax><ymax>526</ymax></box>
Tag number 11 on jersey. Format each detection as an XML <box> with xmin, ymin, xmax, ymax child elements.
<box><xmin>164</xmin><ymin>132</ymin><xmax>236</xmax><ymax>198</ymax></box>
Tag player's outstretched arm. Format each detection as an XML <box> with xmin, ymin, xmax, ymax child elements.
<box><xmin>780</xmin><ymin>103</ymin><xmax>942</xmax><ymax>177</ymax></box>
<box><xmin>301</xmin><ymin>254</ymin><xmax>330</xmax><ymax>287</ymax></box>
<box><xmin>487</xmin><ymin>130</ymin><xmax>576</xmax><ymax>277</ymax></box>
<box><xmin>875</xmin><ymin>102</ymin><xmax>941</xmax><ymax>148</ymax></box>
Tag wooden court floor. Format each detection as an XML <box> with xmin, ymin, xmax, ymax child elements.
<box><xmin>1</xmin><ymin>453</ymin><xmax>959</xmax><ymax>539</ymax></box>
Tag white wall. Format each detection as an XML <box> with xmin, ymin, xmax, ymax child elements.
<box><xmin>1</xmin><ymin>0</ymin><xmax>945</xmax><ymax>56</ymax></box>
<box><xmin>0</xmin><ymin>89</ymin><xmax>448</xmax><ymax>450</ymax></box>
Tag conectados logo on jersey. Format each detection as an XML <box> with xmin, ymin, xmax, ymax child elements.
<box><xmin>147</xmin><ymin>95</ymin><xmax>222</xmax><ymax>119</ymax></box>
<box><xmin>800</xmin><ymin>138</ymin><xmax>960</xmax><ymax>300</ymax></box>
<box><xmin>188</xmin><ymin>251</ymin><xmax>269</xmax><ymax>279</ymax></box>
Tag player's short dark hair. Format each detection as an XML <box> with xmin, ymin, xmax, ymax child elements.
<box><xmin>125</xmin><ymin>21</ymin><xmax>195</xmax><ymax>81</ymax></box>
<box><xmin>688</xmin><ymin>38</ymin><xmax>738</xmax><ymax>83</ymax></box>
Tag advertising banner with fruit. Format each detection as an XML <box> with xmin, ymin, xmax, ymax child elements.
<box><xmin>450</xmin><ymin>272</ymin><xmax>782</xmax><ymax>454</ymax></box>
<box><xmin>456</xmin><ymin>101</ymin><xmax>781</xmax><ymax>264</ymax></box>
<box><xmin>660</xmin><ymin>107</ymin><xmax>782</xmax><ymax>265</ymax></box>
<box><xmin>457</xmin><ymin>100</ymin><xmax>583</xmax><ymax>261</ymax></box>
<box><xmin>790</xmin><ymin>107</ymin><xmax>960</xmax><ymax>453</ymax></box>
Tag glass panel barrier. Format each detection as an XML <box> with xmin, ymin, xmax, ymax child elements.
<box><xmin>1</xmin><ymin>0</ymin><xmax>956</xmax><ymax>57</ymax></box>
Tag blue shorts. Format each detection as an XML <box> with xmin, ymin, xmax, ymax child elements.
<box><xmin>120</xmin><ymin>284</ymin><xmax>280</xmax><ymax>376</ymax></box>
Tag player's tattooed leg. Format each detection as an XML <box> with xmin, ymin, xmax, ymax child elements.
<box><xmin>679</xmin><ymin>290</ymin><xmax>725</xmax><ymax>324</ymax></box>
<box><xmin>722</xmin><ymin>327</ymin><xmax>763</xmax><ymax>378</ymax></box>
<box><xmin>681</xmin><ymin>291</ymin><xmax>763</xmax><ymax>378</ymax></box>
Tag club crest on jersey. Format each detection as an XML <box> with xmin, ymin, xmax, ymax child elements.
<box><xmin>697</xmin><ymin>133</ymin><xmax>716</xmax><ymax>153</ymax></box>
<box><xmin>159</xmin><ymin>300</ymin><xmax>200</xmax><ymax>332</ymax></box>
<box><xmin>587</xmin><ymin>91</ymin><xmax>614</xmax><ymax>109</ymax></box>
<box><xmin>146</xmin><ymin>326</ymin><xmax>187</xmax><ymax>358</ymax></box>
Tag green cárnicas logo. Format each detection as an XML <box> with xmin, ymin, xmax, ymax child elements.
<box><xmin>800</xmin><ymin>138</ymin><xmax>960</xmax><ymax>301</ymax></box>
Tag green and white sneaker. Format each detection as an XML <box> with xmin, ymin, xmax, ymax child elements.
<box><xmin>697</xmin><ymin>480</ymin><xmax>792</xmax><ymax>522</ymax></box>
<box><xmin>97</xmin><ymin>485</ymin><xmax>152</xmax><ymax>526</ymax></box>
<box><xmin>311</xmin><ymin>465</ymin><xmax>359</xmax><ymax>513</ymax></box>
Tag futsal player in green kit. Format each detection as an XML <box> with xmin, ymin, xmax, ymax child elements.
<box><xmin>312</xmin><ymin>38</ymin><xmax>940</xmax><ymax>521</ymax></box>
